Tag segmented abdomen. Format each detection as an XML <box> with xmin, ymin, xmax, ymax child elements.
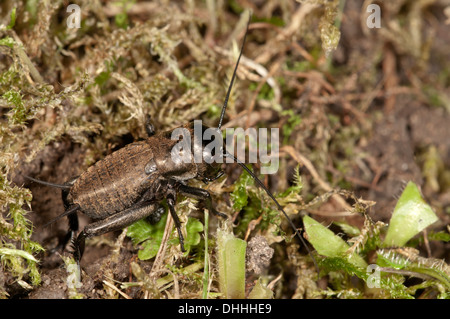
<box><xmin>69</xmin><ymin>141</ymin><xmax>155</xmax><ymax>219</ymax></box>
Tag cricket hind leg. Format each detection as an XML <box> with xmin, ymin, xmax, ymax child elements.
<box><xmin>72</xmin><ymin>201</ymin><xmax>159</xmax><ymax>263</ymax></box>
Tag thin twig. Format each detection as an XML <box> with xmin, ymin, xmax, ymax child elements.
<box><xmin>245</xmin><ymin>58</ymin><xmax>283</xmax><ymax>130</ymax></box>
<box><xmin>151</xmin><ymin>213</ymin><xmax>174</xmax><ymax>278</ymax></box>
<box><xmin>11</xmin><ymin>32</ymin><xmax>44</xmax><ymax>84</ymax></box>
<box><xmin>102</xmin><ymin>280</ymin><xmax>132</xmax><ymax>299</ymax></box>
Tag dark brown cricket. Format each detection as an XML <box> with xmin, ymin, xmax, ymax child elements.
<box><xmin>27</xmin><ymin>121</ymin><xmax>226</xmax><ymax>262</ymax></box>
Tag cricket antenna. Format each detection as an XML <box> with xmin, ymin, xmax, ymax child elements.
<box><xmin>224</xmin><ymin>151</ymin><xmax>320</xmax><ymax>274</ymax></box>
<box><xmin>24</xmin><ymin>175</ymin><xmax>72</xmax><ymax>190</ymax></box>
<box><xmin>217</xmin><ymin>12</ymin><xmax>251</xmax><ymax>130</ymax></box>
<box><xmin>216</xmin><ymin>12</ymin><xmax>318</xmax><ymax>273</ymax></box>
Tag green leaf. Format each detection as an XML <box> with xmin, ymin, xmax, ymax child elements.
<box><xmin>138</xmin><ymin>238</ymin><xmax>162</xmax><ymax>261</ymax></box>
<box><xmin>184</xmin><ymin>217</ymin><xmax>203</xmax><ymax>249</ymax></box>
<box><xmin>248</xmin><ymin>279</ymin><xmax>274</xmax><ymax>299</ymax></box>
<box><xmin>127</xmin><ymin>217</ymin><xmax>162</xmax><ymax>245</ymax></box>
<box><xmin>127</xmin><ymin>213</ymin><xmax>167</xmax><ymax>260</ymax></box>
<box><xmin>127</xmin><ymin>213</ymin><xmax>204</xmax><ymax>260</ymax></box>
<box><xmin>115</xmin><ymin>12</ymin><xmax>129</xmax><ymax>29</ymax></box>
<box><xmin>0</xmin><ymin>247</ymin><xmax>38</xmax><ymax>263</ymax></box>
<box><xmin>7</xmin><ymin>8</ymin><xmax>16</xmax><ymax>30</ymax></box>
<box><xmin>303</xmin><ymin>215</ymin><xmax>367</xmax><ymax>269</ymax></box>
<box><xmin>333</xmin><ymin>221</ymin><xmax>361</xmax><ymax>237</ymax></box>
<box><xmin>384</xmin><ymin>182</ymin><xmax>438</xmax><ymax>247</ymax></box>
<box><xmin>217</xmin><ymin>229</ymin><xmax>247</xmax><ymax>299</ymax></box>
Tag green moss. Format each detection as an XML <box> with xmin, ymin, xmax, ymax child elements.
<box><xmin>302</xmin><ymin>184</ymin><xmax>448</xmax><ymax>298</ymax></box>
<box><xmin>281</xmin><ymin>109</ymin><xmax>302</xmax><ymax>145</ymax></box>
<box><xmin>0</xmin><ymin>176</ymin><xmax>43</xmax><ymax>289</ymax></box>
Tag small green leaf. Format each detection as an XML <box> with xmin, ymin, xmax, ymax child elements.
<box><xmin>248</xmin><ymin>279</ymin><xmax>274</xmax><ymax>299</ymax></box>
<box><xmin>115</xmin><ymin>12</ymin><xmax>129</xmax><ymax>29</ymax></box>
<box><xmin>184</xmin><ymin>217</ymin><xmax>203</xmax><ymax>249</ymax></box>
<box><xmin>138</xmin><ymin>238</ymin><xmax>161</xmax><ymax>261</ymax></box>
<box><xmin>127</xmin><ymin>217</ymin><xmax>164</xmax><ymax>245</ymax></box>
<box><xmin>303</xmin><ymin>215</ymin><xmax>367</xmax><ymax>269</ymax></box>
<box><xmin>384</xmin><ymin>182</ymin><xmax>438</xmax><ymax>247</ymax></box>
<box><xmin>0</xmin><ymin>247</ymin><xmax>38</xmax><ymax>263</ymax></box>
<box><xmin>7</xmin><ymin>8</ymin><xmax>16</xmax><ymax>30</ymax></box>
<box><xmin>333</xmin><ymin>221</ymin><xmax>361</xmax><ymax>237</ymax></box>
<box><xmin>127</xmin><ymin>213</ymin><xmax>168</xmax><ymax>260</ymax></box>
<box><xmin>128</xmin><ymin>214</ymin><xmax>204</xmax><ymax>260</ymax></box>
<box><xmin>217</xmin><ymin>229</ymin><xmax>247</xmax><ymax>299</ymax></box>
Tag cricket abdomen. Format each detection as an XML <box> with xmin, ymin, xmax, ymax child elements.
<box><xmin>69</xmin><ymin>141</ymin><xmax>157</xmax><ymax>219</ymax></box>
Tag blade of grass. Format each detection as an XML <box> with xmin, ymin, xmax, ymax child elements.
<box><xmin>202</xmin><ymin>209</ymin><xmax>210</xmax><ymax>299</ymax></box>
